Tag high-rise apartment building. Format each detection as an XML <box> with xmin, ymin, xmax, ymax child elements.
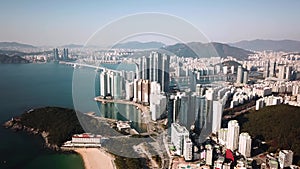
<box><xmin>236</xmin><ymin>66</ymin><xmax>243</xmax><ymax>84</ymax></box>
<box><xmin>171</xmin><ymin>123</ymin><xmax>190</xmax><ymax>156</ymax></box>
<box><xmin>238</xmin><ymin>132</ymin><xmax>252</xmax><ymax>158</ymax></box>
<box><xmin>227</xmin><ymin>120</ymin><xmax>240</xmax><ymax>151</ymax></box>
<box><xmin>278</xmin><ymin>150</ymin><xmax>293</xmax><ymax>168</ymax></box>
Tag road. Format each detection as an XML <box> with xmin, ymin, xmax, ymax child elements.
<box><xmin>223</xmin><ymin>105</ymin><xmax>255</xmax><ymax>119</ymax></box>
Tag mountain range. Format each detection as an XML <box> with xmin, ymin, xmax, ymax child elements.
<box><xmin>112</xmin><ymin>41</ymin><xmax>165</xmax><ymax>49</ymax></box>
<box><xmin>0</xmin><ymin>42</ymin><xmax>36</xmax><ymax>49</ymax></box>
<box><xmin>2</xmin><ymin>39</ymin><xmax>300</xmax><ymax>60</ymax></box>
<box><xmin>61</xmin><ymin>44</ymin><xmax>84</xmax><ymax>48</ymax></box>
<box><xmin>161</xmin><ymin>42</ymin><xmax>254</xmax><ymax>60</ymax></box>
<box><xmin>230</xmin><ymin>39</ymin><xmax>300</xmax><ymax>52</ymax></box>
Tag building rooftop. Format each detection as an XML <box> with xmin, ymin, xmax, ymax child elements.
<box><xmin>72</xmin><ymin>133</ymin><xmax>101</xmax><ymax>138</ymax></box>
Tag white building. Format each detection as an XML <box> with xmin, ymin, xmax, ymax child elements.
<box><xmin>205</xmin><ymin>144</ymin><xmax>213</xmax><ymax>166</ymax></box>
<box><xmin>183</xmin><ymin>135</ymin><xmax>193</xmax><ymax>161</ymax></box>
<box><xmin>256</xmin><ymin>99</ymin><xmax>265</xmax><ymax>110</ymax></box>
<box><xmin>243</xmin><ymin>71</ymin><xmax>248</xmax><ymax>84</ymax></box>
<box><xmin>125</xmin><ymin>81</ymin><xmax>134</xmax><ymax>100</ymax></box>
<box><xmin>100</xmin><ymin>71</ymin><xmax>108</xmax><ymax>96</ymax></box>
<box><xmin>255</xmin><ymin>96</ymin><xmax>283</xmax><ymax>110</ymax></box>
<box><xmin>292</xmin><ymin>85</ymin><xmax>300</xmax><ymax>96</ymax></box>
<box><xmin>150</xmin><ymin>94</ymin><xmax>167</xmax><ymax>121</ymax></box>
<box><xmin>279</xmin><ymin>150</ymin><xmax>293</xmax><ymax>168</ymax></box>
<box><xmin>218</xmin><ymin>128</ymin><xmax>228</xmax><ymax>145</ymax></box>
<box><xmin>227</xmin><ymin>120</ymin><xmax>240</xmax><ymax>151</ymax></box>
<box><xmin>238</xmin><ymin>132</ymin><xmax>252</xmax><ymax>158</ymax></box>
<box><xmin>100</xmin><ymin>71</ymin><xmax>124</xmax><ymax>98</ymax></box>
<box><xmin>171</xmin><ymin>123</ymin><xmax>189</xmax><ymax>156</ymax></box>
<box><xmin>71</xmin><ymin>133</ymin><xmax>101</xmax><ymax>144</ymax></box>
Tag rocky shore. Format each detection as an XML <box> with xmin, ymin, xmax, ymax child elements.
<box><xmin>3</xmin><ymin>117</ymin><xmax>59</xmax><ymax>150</ymax></box>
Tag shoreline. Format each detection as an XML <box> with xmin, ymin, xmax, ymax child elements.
<box><xmin>74</xmin><ymin>148</ymin><xmax>115</xmax><ymax>169</ymax></box>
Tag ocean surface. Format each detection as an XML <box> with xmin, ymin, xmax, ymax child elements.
<box><xmin>0</xmin><ymin>63</ymin><xmax>140</xmax><ymax>169</ymax></box>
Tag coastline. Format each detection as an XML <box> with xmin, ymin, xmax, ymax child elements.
<box><xmin>74</xmin><ymin>148</ymin><xmax>115</xmax><ymax>169</ymax></box>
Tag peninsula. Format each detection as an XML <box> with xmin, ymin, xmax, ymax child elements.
<box><xmin>3</xmin><ymin>107</ymin><xmax>116</xmax><ymax>169</ymax></box>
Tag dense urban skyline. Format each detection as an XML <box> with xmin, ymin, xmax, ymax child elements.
<box><xmin>1</xmin><ymin>0</ymin><xmax>300</xmax><ymax>46</ymax></box>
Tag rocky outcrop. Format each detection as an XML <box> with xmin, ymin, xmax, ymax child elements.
<box><xmin>3</xmin><ymin>117</ymin><xmax>59</xmax><ymax>150</ymax></box>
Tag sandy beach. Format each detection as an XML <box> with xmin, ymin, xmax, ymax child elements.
<box><xmin>75</xmin><ymin>148</ymin><xmax>115</xmax><ymax>169</ymax></box>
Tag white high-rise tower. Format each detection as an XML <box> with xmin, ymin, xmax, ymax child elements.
<box><xmin>227</xmin><ymin>120</ymin><xmax>240</xmax><ymax>151</ymax></box>
<box><xmin>238</xmin><ymin>132</ymin><xmax>252</xmax><ymax>157</ymax></box>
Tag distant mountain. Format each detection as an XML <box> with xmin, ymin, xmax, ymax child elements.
<box><xmin>113</xmin><ymin>41</ymin><xmax>166</xmax><ymax>49</ymax></box>
<box><xmin>0</xmin><ymin>50</ymin><xmax>52</xmax><ymax>56</ymax></box>
<box><xmin>162</xmin><ymin>42</ymin><xmax>254</xmax><ymax>60</ymax></box>
<box><xmin>230</xmin><ymin>39</ymin><xmax>300</xmax><ymax>52</ymax></box>
<box><xmin>61</xmin><ymin>44</ymin><xmax>84</xmax><ymax>48</ymax></box>
<box><xmin>0</xmin><ymin>50</ymin><xmax>26</xmax><ymax>56</ymax></box>
<box><xmin>0</xmin><ymin>42</ymin><xmax>36</xmax><ymax>49</ymax></box>
<box><xmin>0</xmin><ymin>54</ymin><xmax>29</xmax><ymax>64</ymax></box>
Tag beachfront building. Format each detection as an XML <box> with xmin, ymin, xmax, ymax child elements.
<box><xmin>72</xmin><ymin>133</ymin><xmax>101</xmax><ymax>144</ymax></box>
<box><xmin>63</xmin><ymin>133</ymin><xmax>102</xmax><ymax>147</ymax></box>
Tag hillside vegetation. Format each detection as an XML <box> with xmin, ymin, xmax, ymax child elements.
<box><xmin>0</xmin><ymin>54</ymin><xmax>29</xmax><ymax>63</ymax></box>
<box><xmin>241</xmin><ymin>104</ymin><xmax>300</xmax><ymax>164</ymax></box>
<box><xmin>20</xmin><ymin>107</ymin><xmax>84</xmax><ymax>146</ymax></box>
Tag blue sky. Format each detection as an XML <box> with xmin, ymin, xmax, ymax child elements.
<box><xmin>1</xmin><ymin>0</ymin><xmax>300</xmax><ymax>46</ymax></box>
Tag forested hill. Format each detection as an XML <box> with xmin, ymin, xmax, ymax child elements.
<box><xmin>241</xmin><ymin>104</ymin><xmax>300</xmax><ymax>165</ymax></box>
<box><xmin>0</xmin><ymin>54</ymin><xmax>29</xmax><ymax>64</ymax></box>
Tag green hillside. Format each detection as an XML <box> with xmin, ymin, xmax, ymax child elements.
<box><xmin>241</xmin><ymin>104</ymin><xmax>300</xmax><ymax>164</ymax></box>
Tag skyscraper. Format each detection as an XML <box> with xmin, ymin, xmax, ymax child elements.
<box><xmin>145</xmin><ymin>51</ymin><xmax>170</xmax><ymax>92</ymax></box>
<box><xmin>141</xmin><ymin>80</ymin><xmax>150</xmax><ymax>103</ymax></box>
<box><xmin>264</xmin><ymin>60</ymin><xmax>270</xmax><ymax>78</ymax></box>
<box><xmin>212</xmin><ymin>100</ymin><xmax>223</xmax><ymax>133</ymax></box>
<box><xmin>171</xmin><ymin>123</ymin><xmax>189</xmax><ymax>156</ymax></box>
<box><xmin>63</xmin><ymin>48</ymin><xmax>69</xmax><ymax>60</ymax></box>
<box><xmin>53</xmin><ymin>48</ymin><xmax>59</xmax><ymax>61</ymax></box>
<box><xmin>243</xmin><ymin>71</ymin><xmax>248</xmax><ymax>84</ymax></box>
<box><xmin>236</xmin><ymin>66</ymin><xmax>243</xmax><ymax>84</ymax></box>
<box><xmin>149</xmin><ymin>51</ymin><xmax>161</xmax><ymax>82</ymax></box>
<box><xmin>205</xmin><ymin>144</ymin><xmax>213</xmax><ymax>165</ymax></box>
<box><xmin>183</xmin><ymin>135</ymin><xmax>193</xmax><ymax>161</ymax></box>
<box><xmin>278</xmin><ymin>65</ymin><xmax>286</xmax><ymax>79</ymax></box>
<box><xmin>138</xmin><ymin>56</ymin><xmax>149</xmax><ymax>80</ymax></box>
<box><xmin>100</xmin><ymin>71</ymin><xmax>124</xmax><ymax>98</ymax></box>
<box><xmin>269</xmin><ymin>61</ymin><xmax>276</xmax><ymax>77</ymax></box>
<box><xmin>227</xmin><ymin>120</ymin><xmax>240</xmax><ymax>151</ymax></box>
<box><xmin>194</xmin><ymin>96</ymin><xmax>207</xmax><ymax>132</ymax></box>
<box><xmin>100</xmin><ymin>71</ymin><xmax>108</xmax><ymax>96</ymax></box>
<box><xmin>218</xmin><ymin>128</ymin><xmax>228</xmax><ymax>145</ymax></box>
<box><xmin>112</xmin><ymin>72</ymin><xmax>123</xmax><ymax>99</ymax></box>
<box><xmin>238</xmin><ymin>132</ymin><xmax>252</xmax><ymax>157</ymax></box>
<box><xmin>285</xmin><ymin>66</ymin><xmax>292</xmax><ymax>80</ymax></box>
<box><xmin>161</xmin><ymin>53</ymin><xmax>170</xmax><ymax>92</ymax></box>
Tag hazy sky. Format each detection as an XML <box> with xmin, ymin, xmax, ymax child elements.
<box><xmin>1</xmin><ymin>0</ymin><xmax>300</xmax><ymax>46</ymax></box>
